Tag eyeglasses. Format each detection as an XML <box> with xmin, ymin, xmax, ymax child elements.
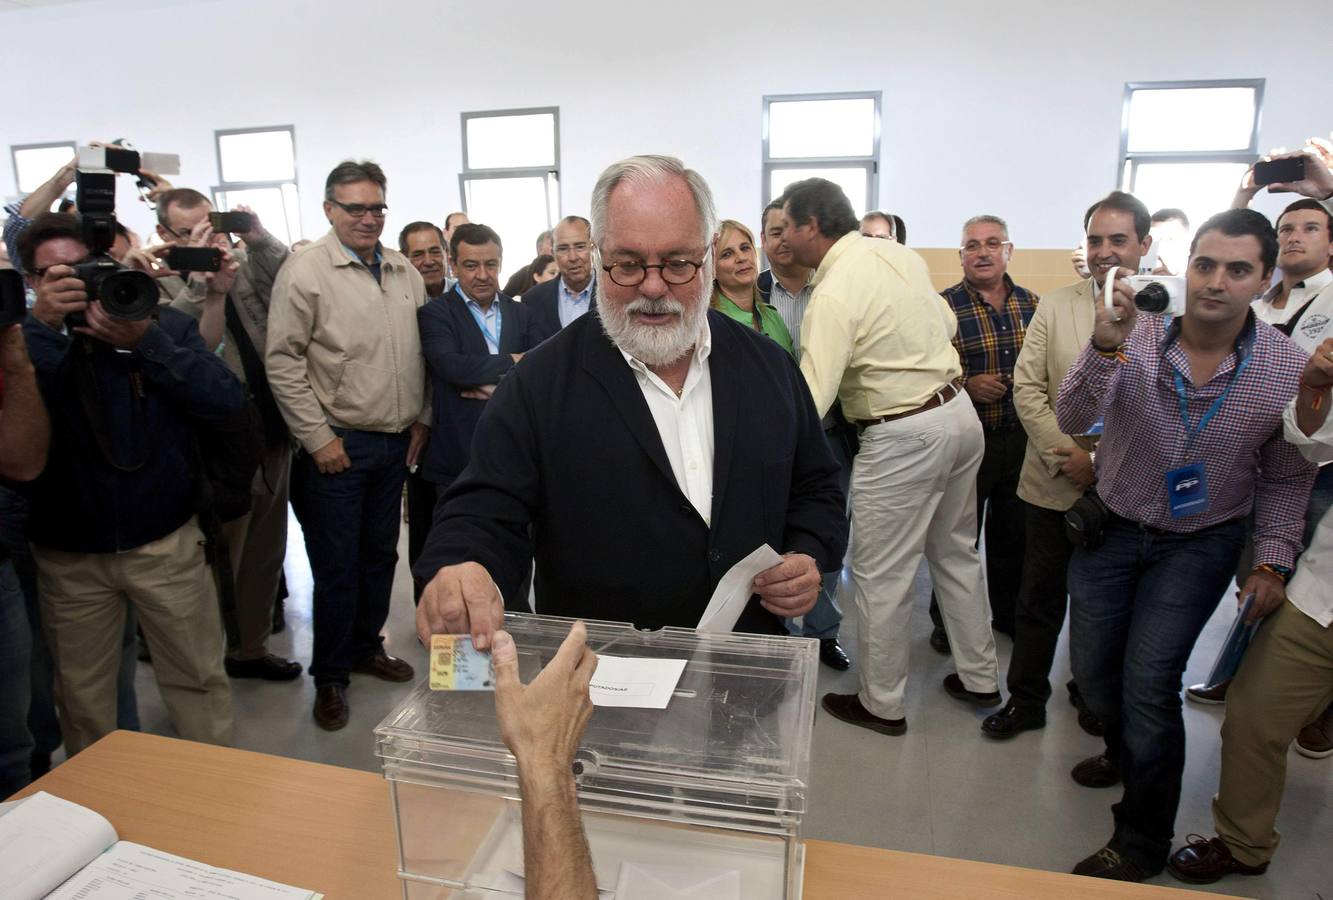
<box><xmin>602</xmin><ymin>255</ymin><xmax>708</xmax><ymax>287</ymax></box>
<box><xmin>961</xmin><ymin>238</ymin><xmax>1012</xmax><ymax>255</ymax></box>
<box><xmin>330</xmin><ymin>200</ymin><xmax>388</xmax><ymax>219</ymax></box>
<box><xmin>554</xmin><ymin>242</ymin><xmax>590</xmax><ymax>256</ymax></box>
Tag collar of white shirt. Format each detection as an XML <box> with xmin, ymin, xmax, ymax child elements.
<box><xmin>618</xmin><ymin>322</ymin><xmax>713</xmax><ymax>397</ymax></box>
<box><xmin>1260</xmin><ymin>266</ymin><xmax>1333</xmax><ymax>305</ymax></box>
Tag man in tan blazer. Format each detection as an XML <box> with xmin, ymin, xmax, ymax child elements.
<box><xmin>981</xmin><ymin>191</ymin><xmax>1152</xmax><ymax>740</ymax></box>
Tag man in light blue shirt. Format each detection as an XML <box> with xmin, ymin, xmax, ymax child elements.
<box><xmin>524</xmin><ymin>216</ymin><xmax>597</xmax><ymax>341</ymax></box>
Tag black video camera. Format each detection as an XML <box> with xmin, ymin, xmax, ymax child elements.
<box><xmin>70</xmin><ymin>162</ymin><xmax>159</xmax><ymax>327</ymax></box>
<box><xmin>0</xmin><ymin>269</ymin><xmax>27</xmax><ymax>327</ymax></box>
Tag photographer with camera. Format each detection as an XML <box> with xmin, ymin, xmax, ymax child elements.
<box><xmin>14</xmin><ymin>212</ymin><xmax>245</xmax><ymax>757</ymax></box>
<box><xmin>1053</xmin><ymin>208</ymin><xmax>1316</xmax><ymax>882</ymax></box>
<box><xmin>153</xmin><ymin>188</ymin><xmax>300</xmax><ymax>683</ymax></box>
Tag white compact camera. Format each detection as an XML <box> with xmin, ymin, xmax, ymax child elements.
<box><xmin>1103</xmin><ymin>268</ymin><xmax>1186</xmax><ymax>318</ymax></box>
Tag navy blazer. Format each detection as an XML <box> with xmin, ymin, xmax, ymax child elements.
<box><xmin>418</xmin><ymin>286</ymin><xmax>543</xmax><ymax>486</ymax></box>
<box><xmin>414</xmin><ymin>308</ymin><xmax>848</xmax><ymax>634</ymax></box>
<box><xmin>521</xmin><ymin>276</ymin><xmax>597</xmax><ymax>343</ymax></box>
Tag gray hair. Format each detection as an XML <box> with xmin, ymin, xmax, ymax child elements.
<box><xmin>961</xmin><ymin>214</ymin><xmax>1009</xmax><ymax>243</ymax></box>
<box><xmin>590</xmin><ymin>155</ymin><xmax>718</xmax><ymax>247</ymax></box>
<box><xmin>324</xmin><ymin>159</ymin><xmax>386</xmax><ymax>202</ymax></box>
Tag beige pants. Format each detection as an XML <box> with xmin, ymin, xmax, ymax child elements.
<box><xmin>1215</xmin><ymin>599</ymin><xmax>1333</xmax><ymax>866</ymax></box>
<box><xmin>851</xmin><ymin>392</ymin><xmax>999</xmax><ymax>720</ymax></box>
<box><xmin>222</xmin><ymin>443</ymin><xmax>292</xmax><ymax>661</ymax></box>
<box><xmin>35</xmin><ymin>518</ymin><xmax>234</xmax><ymax>755</ymax></box>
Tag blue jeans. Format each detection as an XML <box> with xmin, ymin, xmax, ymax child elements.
<box><xmin>1068</xmin><ymin>514</ymin><xmax>1246</xmax><ymax>872</ymax></box>
<box><xmin>0</xmin><ymin>559</ymin><xmax>33</xmax><ymax>797</ymax></box>
<box><xmin>290</xmin><ymin>429</ymin><xmax>410</xmax><ymax>687</ymax></box>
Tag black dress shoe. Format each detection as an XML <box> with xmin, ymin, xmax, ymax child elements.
<box><xmin>819</xmin><ymin>639</ymin><xmax>851</xmax><ymax>671</ymax></box>
<box><xmin>1167</xmin><ymin>834</ymin><xmax>1268</xmax><ymax>884</ymax></box>
<box><xmin>1067</xmin><ymin>679</ymin><xmax>1106</xmax><ymax>737</ymax></box>
<box><xmin>929</xmin><ymin>625</ymin><xmax>951</xmax><ymax>654</ymax></box>
<box><xmin>313</xmin><ymin>684</ymin><xmax>349</xmax><ymax>731</ymax></box>
<box><xmin>351</xmin><ymin>650</ymin><xmax>415</xmax><ymax>682</ymax></box>
<box><xmin>821</xmin><ymin>692</ymin><xmax>906</xmax><ymax>735</ymax></box>
<box><xmin>225</xmin><ymin>654</ymin><xmax>304</xmax><ymax>681</ymax></box>
<box><xmin>942</xmin><ymin>673</ymin><xmax>1002</xmax><ymax>707</ymax></box>
<box><xmin>1072</xmin><ymin>846</ymin><xmax>1151</xmax><ymax>881</ymax></box>
<box><xmin>980</xmin><ymin>703</ymin><xmax>1046</xmax><ymax>739</ymax></box>
<box><xmin>1071</xmin><ymin>753</ymin><xmax>1120</xmax><ymax>788</ymax></box>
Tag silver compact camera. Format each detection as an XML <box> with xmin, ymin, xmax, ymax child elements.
<box><xmin>1125</xmin><ymin>274</ymin><xmax>1186</xmax><ymax>317</ymax></box>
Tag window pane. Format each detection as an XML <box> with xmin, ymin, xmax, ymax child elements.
<box><xmin>1126</xmin><ymin>88</ymin><xmax>1256</xmax><ymax>153</ymax></box>
<box><xmin>14</xmin><ymin>144</ymin><xmax>75</xmax><ymax>194</ymax></box>
<box><xmin>770</xmin><ymin>167</ymin><xmax>870</xmax><ymax>220</ymax></box>
<box><xmin>768</xmin><ymin>98</ymin><xmax>875</xmax><ymax>159</ymax></box>
<box><xmin>218</xmin><ymin>130</ymin><xmax>296</xmax><ymax>183</ymax></box>
<box><xmin>1131</xmin><ymin>162</ymin><xmax>1249</xmax><ymax>241</ymax></box>
<box><xmin>214</xmin><ymin>186</ymin><xmax>301</xmax><ymax>245</ymax></box>
<box><xmin>462</xmin><ymin>175</ymin><xmax>556</xmax><ymax>284</ymax></box>
<box><xmin>465</xmin><ymin>113</ymin><xmax>556</xmax><ymax>170</ymax></box>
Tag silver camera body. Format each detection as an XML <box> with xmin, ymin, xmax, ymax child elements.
<box><xmin>1126</xmin><ymin>274</ymin><xmax>1186</xmax><ymax>317</ymax></box>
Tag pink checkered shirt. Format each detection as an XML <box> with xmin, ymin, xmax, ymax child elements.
<box><xmin>1056</xmin><ymin>312</ymin><xmax>1316</xmax><ymax>568</ymax></box>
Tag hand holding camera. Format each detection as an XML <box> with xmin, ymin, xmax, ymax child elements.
<box><xmin>70</xmin><ymin>300</ymin><xmax>151</xmax><ymax>350</ymax></box>
<box><xmin>33</xmin><ymin>265</ymin><xmax>90</xmax><ymax>331</ymax></box>
<box><xmin>1093</xmin><ymin>269</ymin><xmax>1138</xmax><ymax>351</ymax></box>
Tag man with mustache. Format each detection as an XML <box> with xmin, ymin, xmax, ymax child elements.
<box><xmin>413</xmin><ymin>155</ymin><xmax>846</xmax><ymax>646</ymax></box>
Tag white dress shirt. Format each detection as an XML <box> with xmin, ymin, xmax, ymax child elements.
<box><xmin>1283</xmin><ymin>397</ymin><xmax>1333</xmax><ymax>626</ymax></box>
<box><xmin>1252</xmin><ymin>268</ymin><xmax>1332</xmax><ymax>328</ymax></box>
<box><xmin>619</xmin><ymin>326</ymin><xmax>715</xmax><ymax>524</ymax></box>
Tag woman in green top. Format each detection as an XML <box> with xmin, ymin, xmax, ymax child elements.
<box><xmin>711</xmin><ymin>219</ymin><xmax>794</xmax><ymax>356</ymax></box>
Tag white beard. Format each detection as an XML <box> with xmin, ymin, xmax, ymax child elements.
<box><xmin>598</xmin><ymin>280</ymin><xmax>709</xmax><ymax>367</ymax></box>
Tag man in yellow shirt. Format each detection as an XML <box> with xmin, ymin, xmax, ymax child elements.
<box><xmin>778</xmin><ymin>178</ymin><xmax>1000</xmax><ymax>735</ymax></box>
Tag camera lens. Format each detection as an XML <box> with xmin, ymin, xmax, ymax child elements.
<box><xmin>1134</xmin><ymin>282</ymin><xmax>1171</xmax><ymax>314</ymax></box>
<box><xmin>98</xmin><ymin>270</ymin><xmax>159</xmax><ymax>321</ymax></box>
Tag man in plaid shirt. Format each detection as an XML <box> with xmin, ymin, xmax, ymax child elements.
<box><xmin>932</xmin><ymin>215</ymin><xmax>1038</xmax><ymax>644</ymax></box>
<box><xmin>1055</xmin><ymin>208</ymin><xmax>1316</xmax><ymax>882</ymax></box>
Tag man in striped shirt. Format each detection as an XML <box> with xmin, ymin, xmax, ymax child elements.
<box><xmin>1055</xmin><ymin>208</ymin><xmax>1316</xmax><ymax>882</ymax></box>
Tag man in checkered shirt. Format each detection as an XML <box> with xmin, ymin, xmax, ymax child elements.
<box><xmin>1055</xmin><ymin>208</ymin><xmax>1317</xmax><ymax>882</ymax></box>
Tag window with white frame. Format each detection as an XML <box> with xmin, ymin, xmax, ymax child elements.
<box><xmin>1119</xmin><ymin>80</ymin><xmax>1263</xmax><ymax>236</ymax></box>
<box><xmin>763</xmin><ymin>92</ymin><xmax>881</xmax><ymax>219</ymax></box>
<box><xmin>459</xmin><ymin>108</ymin><xmax>560</xmax><ymax>280</ymax></box>
<box><xmin>211</xmin><ymin>126</ymin><xmax>301</xmax><ymax>245</ymax></box>
<box><xmin>10</xmin><ymin>141</ymin><xmax>77</xmax><ymax>206</ymax></box>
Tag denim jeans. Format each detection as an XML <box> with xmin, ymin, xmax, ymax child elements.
<box><xmin>791</xmin><ymin>423</ymin><xmax>852</xmax><ymax>641</ymax></box>
<box><xmin>1068</xmin><ymin>514</ymin><xmax>1246</xmax><ymax>872</ymax></box>
<box><xmin>0</xmin><ymin>559</ymin><xmax>33</xmax><ymax>797</ymax></box>
<box><xmin>290</xmin><ymin>429</ymin><xmax>410</xmax><ymax>687</ymax></box>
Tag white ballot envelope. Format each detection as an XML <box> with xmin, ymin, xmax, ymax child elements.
<box><xmin>613</xmin><ymin>862</ymin><xmax>742</xmax><ymax>899</ymax></box>
<box><xmin>696</xmin><ymin>544</ymin><xmax>784</xmax><ymax>633</ymax></box>
<box><xmin>589</xmin><ymin>655</ymin><xmax>688</xmax><ymax>709</ymax></box>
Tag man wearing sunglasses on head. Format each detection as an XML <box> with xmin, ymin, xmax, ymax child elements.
<box><xmin>266</xmin><ymin>160</ymin><xmax>431</xmax><ymax>731</ymax></box>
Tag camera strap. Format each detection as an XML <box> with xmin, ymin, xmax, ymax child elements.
<box><xmin>73</xmin><ymin>340</ymin><xmax>152</xmax><ymax>472</ymax></box>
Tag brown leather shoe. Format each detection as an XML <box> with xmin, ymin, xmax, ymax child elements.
<box><xmin>351</xmin><ymin>650</ymin><xmax>415</xmax><ymax>683</ymax></box>
<box><xmin>313</xmin><ymin>684</ymin><xmax>349</xmax><ymax>731</ymax></box>
<box><xmin>1167</xmin><ymin>834</ymin><xmax>1268</xmax><ymax>884</ymax></box>
<box><xmin>1295</xmin><ymin>701</ymin><xmax>1333</xmax><ymax>759</ymax></box>
<box><xmin>1185</xmin><ymin>679</ymin><xmax>1231</xmax><ymax>705</ymax></box>
<box><xmin>821</xmin><ymin>692</ymin><xmax>906</xmax><ymax>735</ymax></box>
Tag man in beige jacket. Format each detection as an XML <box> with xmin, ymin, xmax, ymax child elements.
<box><xmin>266</xmin><ymin>160</ymin><xmax>430</xmax><ymax>730</ymax></box>
<box><xmin>982</xmin><ymin>191</ymin><xmax>1150</xmax><ymax>740</ymax></box>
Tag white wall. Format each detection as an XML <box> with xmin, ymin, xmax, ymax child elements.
<box><xmin>2</xmin><ymin>0</ymin><xmax>1328</xmax><ymax>251</ymax></box>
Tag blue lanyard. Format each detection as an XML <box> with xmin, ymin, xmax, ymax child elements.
<box><xmin>1172</xmin><ymin>353</ymin><xmax>1251</xmax><ymax>453</ymax></box>
<box><xmin>467</xmin><ymin>302</ymin><xmax>502</xmax><ymax>352</ymax></box>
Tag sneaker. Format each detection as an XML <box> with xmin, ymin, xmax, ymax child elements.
<box><xmin>1295</xmin><ymin>702</ymin><xmax>1333</xmax><ymax>759</ymax></box>
<box><xmin>1185</xmin><ymin>679</ymin><xmax>1231</xmax><ymax>705</ymax></box>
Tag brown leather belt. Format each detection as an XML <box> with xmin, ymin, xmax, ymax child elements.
<box><xmin>855</xmin><ymin>380</ymin><xmax>963</xmax><ymax>433</ymax></box>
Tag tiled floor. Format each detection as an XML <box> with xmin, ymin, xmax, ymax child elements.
<box><xmin>123</xmin><ymin>510</ymin><xmax>1332</xmax><ymax>899</ymax></box>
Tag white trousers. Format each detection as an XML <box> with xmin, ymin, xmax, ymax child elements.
<box><xmin>851</xmin><ymin>392</ymin><xmax>998</xmax><ymax>720</ymax></box>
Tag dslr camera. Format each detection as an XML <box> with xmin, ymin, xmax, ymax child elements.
<box><xmin>67</xmin><ymin>144</ymin><xmax>180</xmax><ymax>327</ymax></box>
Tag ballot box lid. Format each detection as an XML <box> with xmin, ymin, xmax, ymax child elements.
<box><xmin>375</xmin><ymin>613</ymin><xmax>818</xmax><ymax>832</ymax></box>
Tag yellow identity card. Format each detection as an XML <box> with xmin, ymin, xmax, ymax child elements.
<box><xmin>429</xmin><ymin>634</ymin><xmax>495</xmax><ymax>691</ymax></box>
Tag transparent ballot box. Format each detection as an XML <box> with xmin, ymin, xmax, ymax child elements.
<box><xmin>375</xmin><ymin>613</ymin><xmax>818</xmax><ymax>899</ymax></box>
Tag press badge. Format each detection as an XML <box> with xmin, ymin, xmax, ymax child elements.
<box><xmin>429</xmin><ymin>634</ymin><xmax>495</xmax><ymax>691</ymax></box>
<box><xmin>1166</xmin><ymin>463</ymin><xmax>1208</xmax><ymax>518</ymax></box>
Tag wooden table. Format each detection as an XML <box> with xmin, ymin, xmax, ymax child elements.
<box><xmin>15</xmin><ymin>731</ymin><xmax>1245</xmax><ymax>899</ymax></box>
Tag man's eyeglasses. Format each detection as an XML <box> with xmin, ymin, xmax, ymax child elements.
<box><xmin>555</xmin><ymin>242</ymin><xmax>590</xmax><ymax>256</ymax></box>
<box><xmin>330</xmin><ymin>200</ymin><xmax>388</xmax><ymax>219</ymax></box>
<box><xmin>602</xmin><ymin>256</ymin><xmax>708</xmax><ymax>287</ymax></box>
<box><xmin>961</xmin><ymin>238</ymin><xmax>1012</xmax><ymax>255</ymax></box>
